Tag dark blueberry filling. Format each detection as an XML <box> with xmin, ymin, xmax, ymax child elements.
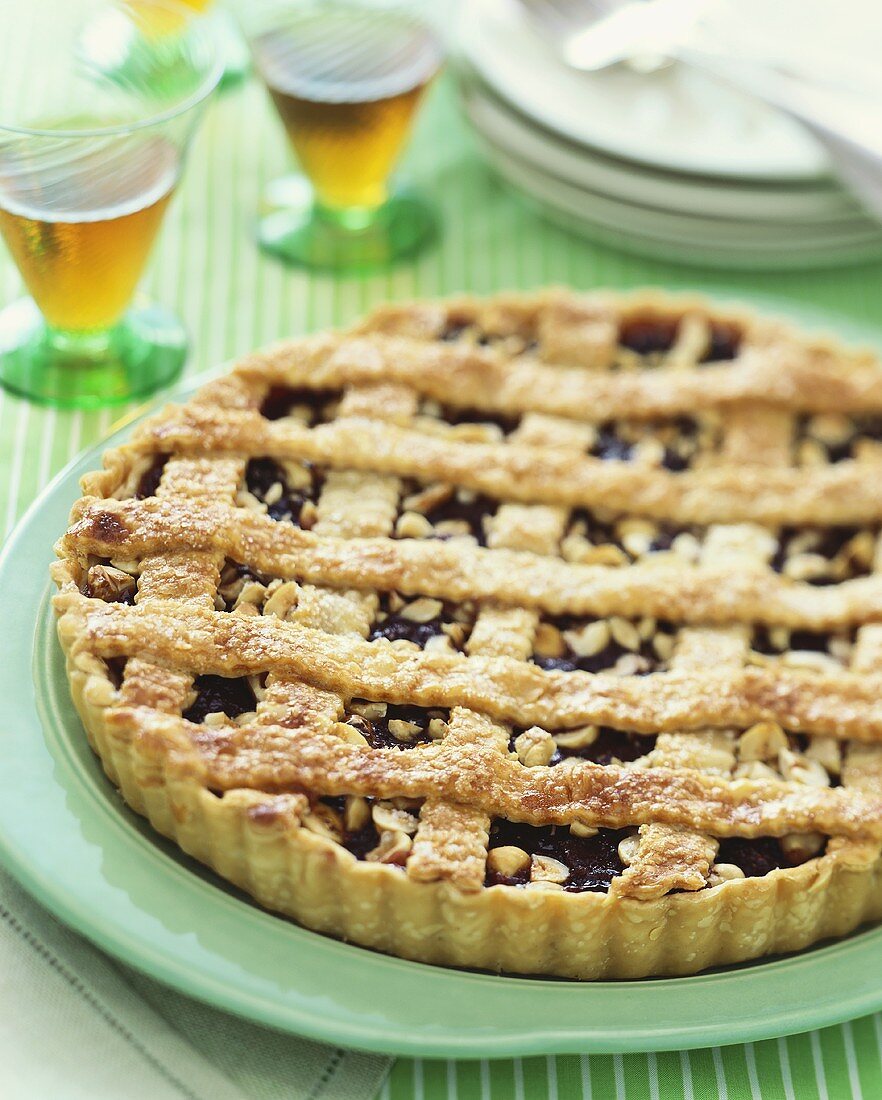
<box><xmin>440</xmin><ymin>320</ymin><xmax>492</xmax><ymax>345</ymax></box>
<box><xmin>486</xmin><ymin>820</ymin><xmax>627</xmax><ymax>892</ymax></box>
<box><xmin>245</xmin><ymin>457</ymin><xmax>322</xmax><ymax>525</ymax></box>
<box><xmin>509</xmin><ymin>726</ymin><xmax>655</xmax><ymax>767</ymax></box>
<box><xmin>533</xmin><ymin>655</ymin><xmax>588</xmax><ymax>673</ymax></box>
<box><xmin>572</xmin><ymin>728</ymin><xmax>654</xmax><ymax>765</ymax></box>
<box><xmin>566</xmin><ymin>511</ymin><xmax>618</xmax><ymax>548</ymax></box>
<box><xmin>83</xmin><ymin>579</ymin><xmax>136</xmax><ymax>604</ymax></box>
<box><xmin>225</xmin><ymin>561</ymin><xmax>270</xmax><ymax>585</ymax></box>
<box><xmin>532</xmin><ymin>616</ymin><xmax>672</xmax><ymax>675</ymax></box>
<box><xmin>788</xmin><ymin>526</ymin><xmax>861</xmax><ymax>561</ymax></box>
<box><xmin>751</xmin><ymin>626</ymin><xmax>833</xmax><ymax>655</ymax></box>
<box><xmin>591</xmin><ymin>416</ymin><xmax>701</xmax><ymax>469</ymax></box>
<box><xmin>368</xmin><ymin>595</ymin><xmax>473</xmax><ymax>650</ymax></box>
<box><xmin>104</xmin><ymin>656</ymin><xmax>128</xmax><ymax>689</ymax></box>
<box><xmin>258</xmin><ymin>385</ymin><xmax>340</xmax><ymax>422</ymax></box>
<box><xmin>662</xmin><ymin>415</ymin><xmax>702</xmax><ymax>470</ymax></box>
<box><xmin>441</xmin><ymin>321</ymin><xmax>469</xmax><ymax>342</ymax></box>
<box><xmin>790</xmin><ymin>732</ymin><xmax>811</xmax><ymax>754</ymax></box>
<box><xmin>428</xmin><ymin>492</ymin><xmax>497</xmax><ymax>544</ymax></box>
<box><xmin>398</xmin><ymin>481</ymin><xmax>498</xmax><ymax>545</ymax></box>
<box><xmin>228</xmin><ymin>561</ymin><xmax>270</xmax><ymax>583</ymax></box>
<box><xmin>824</xmin><ymin>441</ymin><xmax>854</xmax><ymax>464</ymax></box>
<box><xmin>700</xmin><ymin>322</ymin><xmax>742</xmax><ymax>363</ymax></box>
<box><xmin>670</xmin><ymin>414</ymin><xmax>700</xmax><ymax>433</ymax></box>
<box><xmin>807</xmin><ymin>424</ymin><xmax>850</xmax><ymax>465</ymax></box>
<box><xmin>134</xmin><ymin>454</ymin><xmax>168</xmax><ymax>499</ymax></box>
<box><xmin>593</xmin><ymin>428</ymin><xmax>633</xmax><ymax>462</ymax></box>
<box><xmin>183</xmin><ymin>675</ymin><xmax>256</xmax><ymax>723</ymax></box>
<box><xmin>716</xmin><ymin>836</ymin><xmax>817</xmax><ymax>877</ymax></box>
<box><xmin>531</xmin><ymin>645</ymin><xmax>655</xmax><ymax>675</ymax></box>
<box><xmin>245</xmin><ymin>457</ymin><xmax>284</xmax><ymax>498</ymax></box>
<box><xmin>432</xmin><ymin>403</ymin><xmax>521</xmax><ymax>435</ymax></box>
<box><xmin>565</xmin><ymin>510</ymin><xmax>693</xmax><ymax>560</ymax></box>
<box><xmin>647</xmin><ymin>525</ymin><xmax>685</xmax><ymax>552</ymax></box>
<box><xmin>788</xmin><ymin>629</ymin><xmax>839</xmax><ymax>652</ymax></box>
<box><xmin>618</xmin><ymin>317</ymin><xmax>679</xmax><ymax>356</ymax></box>
<box><xmin>216</xmin><ymin>561</ymin><xmax>276</xmax><ymax>611</ymax></box>
<box><xmin>369</xmin><ymin>616</ymin><xmax>444</xmax><ymax>647</ymax></box>
<box><xmin>345</xmin><ymin>701</ymin><xmax>447</xmax><ymax>750</ymax></box>
<box><xmin>662</xmin><ymin>450</ymin><xmax>688</xmax><ymax>472</ymax></box>
<box><xmin>576</xmin><ymin>728</ymin><xmax>652</xmax><ymax>766</ymax></box>
<box><xmin>98</xmin><ymin>584</ymin><xmax>135</xmax><ymax>605</ymax></box>
<box><xmin>319</xmin><ymin>797</ymin><xmax>381</xmax><ymax>860</ymax></box>
<box><xmin>342</xmin><ymin>822</ymin><xmax>381</xmax><ymax>860</ymax></box>
<box><xmin>799</xmin><ymin>415</ymin><xmax>882</xmax><ymax>464</ymax></box>
<box><xmin>439</xmin><ymin>322</ymin><xmax>537</xmax><ymax>352</ymax></box>
<box><xmin>853</xmin><ymin>415</ymin><xmax>882</xmax><ymax>447</ymax></box>
<box><xmin>717</xmin><ymin>837</ymin><xmax>783</xmax><ymax>876</ymax></box>
<box><xmin>771</xmin><ymin>525</ymin><xmax>870</xmax><ymax>584</ymax></box>
<box><xmin>485</xmin><ymin>825</ymin><xmax>818</xmax><ymax>892</ymax></box>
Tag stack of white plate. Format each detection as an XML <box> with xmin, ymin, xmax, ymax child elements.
<box><xmin>457</xmin><ymin>0</ymin><xmax>882</xmax><ymax>269</ymax></box>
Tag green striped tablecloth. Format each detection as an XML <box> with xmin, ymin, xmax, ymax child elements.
<box><xmin>3</xmin><ymin>72</ymin><xmax>882</xmax><ymax>1100</ymax></box>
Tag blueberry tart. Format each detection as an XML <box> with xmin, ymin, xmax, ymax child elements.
<box><xmin>53</xmin><ymin>290</ymin><xmax>882</xmax><ymax>979</ymax></box>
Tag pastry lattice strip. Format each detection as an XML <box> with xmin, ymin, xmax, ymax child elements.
<box><xmin>249</xmin><ymin>378</ymin><xmax>421</xmax><ymax>856</ymax></box>
<box><xmin>235</xmin><ymin>297</ymin><xmax>882</xmax><ymax>417</ymax></box>
<box><xmin>79</xmin><ymin>689</ymin><xmax>882</xmax><ymax>843</ymax></box>
<box><xmin>407</xmin><ymin>410</ymin><xmax>599</xmax><ymax>890</ymax></box>
<box><xmin>64</xmin><ymin>497</ymin><xmax>882</xmax><ymax>630</ymax></box>
<box><xmin>118</xmin><ymin>456</ymin><xmax>243</xmax><ymax>714</ymax></box>
<box><xmin>615</xmin><ymin>406</ymin><xmax>794</xmax><ymax>898</ymax></box>
<box><xmin>132</xmin><ymin>408</ymin><xmax>882</xmax><ymax>526</ymax></box>
<box><xmin>59</xmin><ymin>587</ymin><xmax>882</xmax><ymax>740</ymax></box>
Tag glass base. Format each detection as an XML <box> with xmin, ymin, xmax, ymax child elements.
<box><xmin>0</xmin><ymin>298</ymin><xmax>187</xmax><ymax>408</ymax></box>
<box><xmin>257</xmin><ymin>176</ymin><xmax>437</xmax><ymax>272</ymax></box>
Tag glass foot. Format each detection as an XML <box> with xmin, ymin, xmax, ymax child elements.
<box><xmin>0</xmin><ymin>297</ymin><xmax>187</xmax><ymax>408</ymax></box>
<box><xmin>257</xmin><ymin>176</ymin><xmax>438</xmax><ymax>272</ymax></box>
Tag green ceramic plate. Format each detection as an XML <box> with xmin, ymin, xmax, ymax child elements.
<box><xmin>3</xmin><ymin>300</ymin><xmax>882</xmax><ymax>1058</ymax></box>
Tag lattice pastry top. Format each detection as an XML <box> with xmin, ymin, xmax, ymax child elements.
<box><xmin>52</xmin><ymin>289</ymin><xmax>882</xmax><ymax>979</ymax></box>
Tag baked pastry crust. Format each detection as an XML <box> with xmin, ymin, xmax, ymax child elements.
<box><xmin>53</xmin><ymin>288</ymin><xmax>882</xmax><ymax>979</ymax></box>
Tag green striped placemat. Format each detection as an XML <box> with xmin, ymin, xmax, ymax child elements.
<box><xmin>382</xmin><ymin>1031</ymin><xmax>882</xmax><ymax>1100</ymax></box>
<box><xmin>2</xmin><ymin>72</ymin><xmax>882</xmax><ymax>1100</ymax></box>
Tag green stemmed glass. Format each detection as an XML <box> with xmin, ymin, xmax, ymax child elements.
<box><xmin>245</xmin><ymin>1</ymin><xmax>443</xmax><ymax>272</ymax></box>
<box><xmin>0</xmin><ymin>0</ymin><xmax>221</xmax><ymax>408</ymax></box>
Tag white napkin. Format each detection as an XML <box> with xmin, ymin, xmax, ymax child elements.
<box><xmin>0</xmin><ymin>867</ymin><xmax>391</xmax><ymax>1100</ymax></box>
<box><xmin>698</xmin><ymin>0</ymin><xmax>882</xmax><ymax>97</ymax></box>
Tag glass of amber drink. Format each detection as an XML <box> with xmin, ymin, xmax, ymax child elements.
<box><xmin>247</xmin><ymin>1</ymin><xmax>443</xmax><ymax>272</ymax></box>
<box><xmin>0</xmin><ymin>0</ymin><xmax>221</xmax><ymax>407</ymax></box>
